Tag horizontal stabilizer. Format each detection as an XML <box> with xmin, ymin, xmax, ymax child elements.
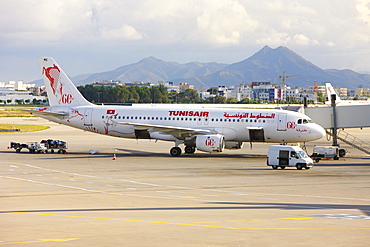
<box><xmin>26</xmin><ymin>109</ymin><xmax>68</xmax><ymax>118</ymax></box>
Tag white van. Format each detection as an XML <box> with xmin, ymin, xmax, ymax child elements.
<box><xmin>267</xmin><ymin>145</ymin><xmax>314</xmax><ymax>170</ymax></box>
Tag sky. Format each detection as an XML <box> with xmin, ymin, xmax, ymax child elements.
<box><xmin>1</xmin><ymin>0</ymin><xmax>370</xmax><ymax>83</ymax></box>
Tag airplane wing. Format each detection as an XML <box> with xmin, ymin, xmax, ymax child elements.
<box><xmin>112</xmin><ymin>120</ymin><xmax>215</xmax><ymax>139</ymax></box>
<box><xmin>26</xmin><ymin>109</ymin><xmax>69</xmax><ymax>118</ymax></box>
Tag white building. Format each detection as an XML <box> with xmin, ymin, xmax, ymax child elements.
<box><xmin>1</xmin><ymin>81</ymin><xmax>36</xmax><ymax>91</ymax></box>
<box><xmin>0</xmin><ymin>87</ymin><xmax>46</xmax><ymax>105</ymax></box>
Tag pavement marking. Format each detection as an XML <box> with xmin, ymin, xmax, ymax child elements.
<box><xmin>2</xmin><ymin>161</ymin><xmax>370</xmax><ymax>204</ymax></box>
<box><xmin>7</xmin><ymin>212</ymin><xmax>370</xmax><ymax>230</ymax></box>
<box><xmin>0</xmin><ymin>238</ymin><xmax>78</xmax><ymax>245</ymax></box>
<box><xmin>197</xmin><ymin>217</ymin><xmax>314</xmax><ymax>223</ymax></box>
<box><xmin>308</xmin><ymin>214</ymin><xmax>370</xmax><ymax>220</ymax></box>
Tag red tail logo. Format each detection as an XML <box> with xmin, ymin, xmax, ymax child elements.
<box><xmin>43</xmin><ymin>64</ymin><xmax>73</xmax><ymax>104</ymax></box>
<box><xmin>43</xmin><ymin>64</ymin><xmax>61</xmax><ymax>96</ymax></box>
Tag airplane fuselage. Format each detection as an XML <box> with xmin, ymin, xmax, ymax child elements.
<box><xmin>33</xmin><ymin>104</ymin><xmax>325</xmax><ymax>144</ymax></box>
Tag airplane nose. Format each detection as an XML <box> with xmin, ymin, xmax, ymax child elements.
<box><xmin>312</xmin><ymin>124</ymin><xmax>326</xmax><ymax>140</ymax></box>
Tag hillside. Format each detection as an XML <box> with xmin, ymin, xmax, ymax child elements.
<box><xmin>32</xmin><ymin>46</ymin><xmax>370</xmax><ymax>89</ymax></box>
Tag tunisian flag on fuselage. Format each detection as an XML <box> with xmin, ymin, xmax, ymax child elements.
<box><xmin>106</xmin><ymin>110</ymin><xmax>116</xmax><ymax>114</ymax></box>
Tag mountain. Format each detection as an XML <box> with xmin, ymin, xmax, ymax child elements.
<box><xmin>171</xmin><ymin>46</ymin><xmax>370</xmax><ymax>88</ymax></box>
<box><xmin>32</xmin><ymin>46</ymin><xmax>370</xmax><ymax>89</ymax></box>
<box><xmin>74</xmin><ymin>57</ymin><xmax>228</xmax><ymax>86</ymax></box>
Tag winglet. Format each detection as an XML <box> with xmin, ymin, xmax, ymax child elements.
<box><xmin>39</xmin><ymin>57</ymin><xmax>92</xmax><ymax>107</ymax></box>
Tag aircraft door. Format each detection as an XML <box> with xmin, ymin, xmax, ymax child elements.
<box><xmin>277</xmin><ymin>113</ymin><xmax>287</xmax><ymax>131</ymax></box>
<box><xmin>84</xmin><ymin>108</ymin><xmax>93</xmax><ymax>126</ymax></box>
<box><xmin>248</xmin><ymin>127</ymin><xmax>265</xmax><ymax>142</ymax></box>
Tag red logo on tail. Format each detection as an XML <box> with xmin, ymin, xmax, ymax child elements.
<box><xmin>43</xmin><ymin>64</ymin><xmax>73</xmax><ymax>104</ymax></box>
<box><xmin>43</xmin><ymin>64</ymin><xmax>61</xmax><ymax>96</ymax></box>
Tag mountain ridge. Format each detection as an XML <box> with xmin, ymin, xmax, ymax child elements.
<box><xmin>32</xmin><ymin>46</ymin><xmax>370</xmax><ymax>89</ymax></box>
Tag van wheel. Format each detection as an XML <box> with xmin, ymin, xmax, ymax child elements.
<box><xmin>296</xmin><ymin>164</ymin><xmax>303</xmax><ymax>170</ymax></box>
<box><xmin>272</xmin><ymin>165</ymin><xmax>278</xmax><ymax>169</ymax></box>
<box><xmin>280</xmin><ymin>166</ymin><xmax>286</xmax><ymax>169</ymax></box>
<box><xmin>334</xmin><ymin>155</ymin><xmax>339</xmax><ymax>160</ymax></box>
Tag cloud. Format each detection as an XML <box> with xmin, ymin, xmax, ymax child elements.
<box><xmin>101</xmin><ymin>25</ymin><xmax>144</xmax><ymax>40</ymax></box>
<box><xmin>356</xmin><ymin>0</ymin><xmax>370</xmax><ymax>24</ymax></box>
<box><xmin>1</xmin><ymin>0</ymin><xmax>370</xmax><ymax>81</ymax></box>
<box><xmin>194</xmin><ymin>0</ymin><xmax>258</xmax><ymax>45</ymax></box>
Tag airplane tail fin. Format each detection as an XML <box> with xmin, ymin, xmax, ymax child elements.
<box><xmin>38</xmin><ymin>57</ymin><xmax>92</xmax><ymax>107</ymax></box>
<box><xmin>325</xmin><ymin>83</ymin><xmax>341</xmax><ymax>104</ymax></box>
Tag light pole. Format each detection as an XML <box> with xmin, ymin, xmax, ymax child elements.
<box><xmin>97</xmin><ymin>92</ymin><xmax>102</xmax><ymax>104</ymax></box>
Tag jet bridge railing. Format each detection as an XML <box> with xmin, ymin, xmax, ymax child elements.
<box><xmin>326</xmin><ymin>129</ymin><xmax>370</xmax><ymax>155</ymax></box>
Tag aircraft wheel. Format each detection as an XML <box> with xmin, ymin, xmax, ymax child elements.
<box><xmin>170</xmin><ymin>147</ymin><xmax>182</xmax><ymax>157</ymax></box>
<box><xmin>280</xmin><ymin>166</ymin><xmax>286</xmax><ymax>169</ymax></box>
<box><xmin>184</xmin><ymin>146</ymin><xmax>195</xmax><ymax>154</ymax></box>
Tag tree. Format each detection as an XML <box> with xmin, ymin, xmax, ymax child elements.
<box><xmin>205</xmin><ymin>95</ymin><xmax>227</xmax><ymax>104</ymax></box>
<box><xmin>227</xmin><ymin>97</ymin><xmax>238</xmax><ymax>104</ymax></box>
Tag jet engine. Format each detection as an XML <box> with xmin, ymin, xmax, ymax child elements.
<box><xmin>185</xmin><ymin>134</ymin><xmax>225</xmax><ymax>153</ymax></box>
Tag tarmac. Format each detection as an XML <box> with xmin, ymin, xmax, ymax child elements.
<box><xmin>1</xmin><ymin>117</ymin><xmax>370</xmax><ymax>246</ymax></box>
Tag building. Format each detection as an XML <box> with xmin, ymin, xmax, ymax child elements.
<box><xmin>91</xmin><ymin>80</ymin><xmax>123</xmax><ymax>87</ymax></box>
<box><xmin>0</xmin><ymin>80</ymin><xmax>35</xmax><ymax>91</ymax></box>
<box><xmin>178</xmin><ymin>82</ymin><xmax>194</xmax><ymax>92</ymax></box>
<box><xmin>355</xmin><ymin>88</ymin><xmax>370</xmax><ymax>99</ymax></box>
<box><xmin>0</xmin><ymin>87</ymin><xmax>46</xmax><ymax>105</ymax></box>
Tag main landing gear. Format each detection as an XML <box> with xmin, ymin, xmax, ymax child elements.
<box><xmin>170</xmin><ymin>145</ymin><xmax>195</xmax><ymax>157</ymax></box>
<box><xmin>170</xmin><ymin>147</ymin><xmax>182</xmax><ymax>157</ymax></box>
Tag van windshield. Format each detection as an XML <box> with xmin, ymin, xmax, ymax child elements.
<box><xmin>298</xmin><ymin>151</ymin><xmax>308</xmax><ymax>158</ymax></box>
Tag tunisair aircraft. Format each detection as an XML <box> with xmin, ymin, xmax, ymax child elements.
<box><xmin>30</xmin><ymin>57</ymin><xmax>326</xmax><ymax>156</ymax></box>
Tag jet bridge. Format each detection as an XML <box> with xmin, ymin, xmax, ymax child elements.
<box><xmin>305</xmin><ymin>104</ymin><xmax>370</xmax><ymax>129</ymax></box>
<box><xmin>278</xmin><ymin>102</ymin><xmax>370</xmax><ymax>155</ymax></box>
<box><xmin>304</xmin><ymin>103</ymin><xmax>370</xmax><ymax>155</ymax></box>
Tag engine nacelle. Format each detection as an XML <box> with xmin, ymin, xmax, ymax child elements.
<box><xmin>195</xmin><ymin>134</ymin><xmax>225</xmax><ymax>153</ymax></box>
<box><xmin>224</xmin><ymin>141</ymin><xmax>244</xmax><ymax>150</ymax></box>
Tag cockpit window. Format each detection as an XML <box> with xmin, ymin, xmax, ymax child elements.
<box><xmin>298</xmin><ymin>118</ymin><xmax>314</xmax><ymax>124</ymax></box>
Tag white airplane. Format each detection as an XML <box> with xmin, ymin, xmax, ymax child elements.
<box><xmin>325</xmin><ymin>83</ymin><xmax>370</xmax><ymax>105</ymax></box>
<box><xmin>30</xmin><ymin>57</ymin><xmax>325</xmax><ymax>156</ymax></box>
